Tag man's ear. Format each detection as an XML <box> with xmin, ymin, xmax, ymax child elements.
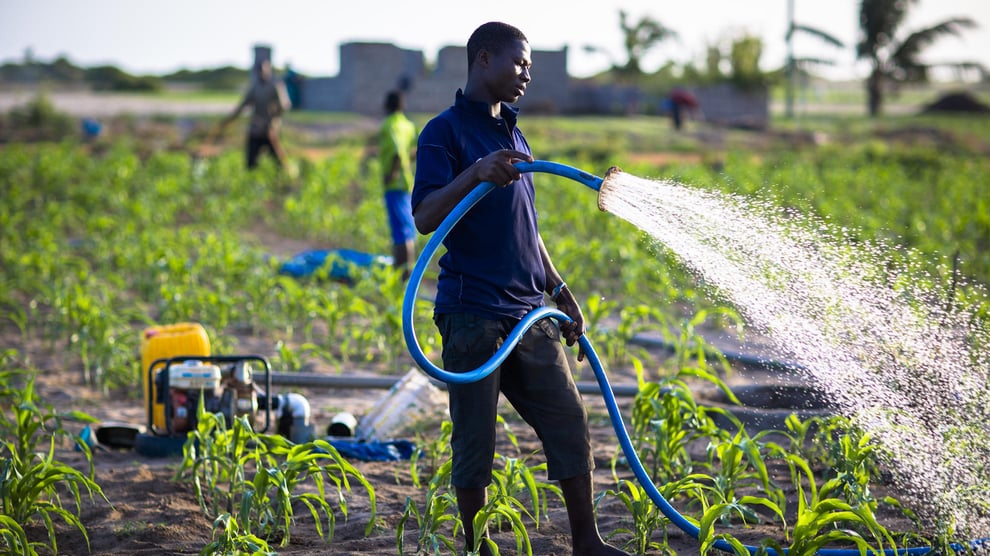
<box><xmin>475</xmin><ymin>48</ymin><xmax>490</xmax><ymax>69</ymax></box>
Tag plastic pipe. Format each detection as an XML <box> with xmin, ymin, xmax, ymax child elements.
<box><xmin>275</xmin><ymin>393</ymin><xmax>311</xmax><ymax>423</ymax></box>
<box><xmin>626</xmin><ymin>333</ymin><xmax>806</xmax><ymax>373</ymax></box>
<box><xmin>267</xmin><ymin>372</ymin><xmax>642</xmax><ymax>397</ymax></box>
<box><xmin>401</xmin><ymin>160</ymin><xmax>986</xmax><ymax>555</ymax></box>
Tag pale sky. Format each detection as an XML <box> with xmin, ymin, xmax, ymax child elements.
<box><xmin>1</xmin><ymin>0</ymin><xmax>987</xmax><ymax>81</ymax></box>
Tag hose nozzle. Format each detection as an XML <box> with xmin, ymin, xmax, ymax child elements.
<box><xmin>598</xmin><ymin>166</ymin><xmax>625</xmax><ymax>212</ymax></box>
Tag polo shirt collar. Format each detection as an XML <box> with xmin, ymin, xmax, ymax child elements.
<box><xmin>455</xmin><ymin>89</ymin><xmax>519</xmax><ymax>129</ymax></box>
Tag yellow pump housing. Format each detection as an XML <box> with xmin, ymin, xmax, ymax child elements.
<box><xmin>140</xmin><ymin>322</ymin><xmax>211</xmax><ymax>430</ymax></box>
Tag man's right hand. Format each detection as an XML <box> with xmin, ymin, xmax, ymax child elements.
<box><xmin>474</xmin><ymin>149</ymin><xmax>533</xmax><ymax>187</ymax></box>
<box><xmin>414</xmin><ymin>149</ymin><xmax>533</xmax><ymax>234</ymax></box>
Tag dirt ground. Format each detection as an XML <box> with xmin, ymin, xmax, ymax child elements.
<box><xmin>8</xmin><ymin>225</ymin><xmax>793</xmax><ymax>555</ymax></box>
<box><xmin>24</xmin><ymin>338</ymin><xmax>705</xmax><ymax>556</ymax></box>
<box><xmin>9</xmin><ymin>216</ymin><xmax>927</xmax><ymax>555</ymax></box>
<box><xmin>15</xmin><ymin>321</ymin><xmax>927</xmax><ymax>556</ymax></box>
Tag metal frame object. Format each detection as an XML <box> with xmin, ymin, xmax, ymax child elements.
<box><xmin>146</xmin><ymin>354</ymin><xmax>273</xmax><ymax>436</ymax></box>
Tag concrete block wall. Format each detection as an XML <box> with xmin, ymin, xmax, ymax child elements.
<box><xmin>297</xmin><ymin>77</ymin><xmax>348</xmax><ymax>112</ymax></box>
<box><xmin>291</xmin><ymin>42</ymin><xmax>768</xmax><ymax>124</ymax></box>
<box><xmin>341</xmin><ymin>43</ymin><xmax>425</xmax><ymax>114</ymax></box>
<box><xmin>404</xmin><ymin>46</ymin><xmax>466</xmax><ymax>114</ymax></box>
<box><xmin>518</xmin><ymin>48</ymin><xmax>570</xmax><ymax>113</ymax></box>
<box><xmin>253</xmin><ymin>45</ymin><xmax>272</xmax><ymax>68</ymax></box>
<box><xmin>694</xmin><ymin>83</ymin><xmax>770</xmax><ymax>129</ymax></box>
<box><xmin>297</xmin><ymin>42</ymin><xmax>577</xmax><ymax>116</ymax></box>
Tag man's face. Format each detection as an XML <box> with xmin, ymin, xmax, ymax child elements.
<box><xmin>485</xmin><ymin>39</ymin><xmax>532</xmax><ymax>104</ymax></box>
<box><xmin>257</xmin><ymin>61</ymin><xmax>272</xmax><ymax>82</ymax></box>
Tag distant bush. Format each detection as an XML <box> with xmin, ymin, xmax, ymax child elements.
<box><xmin>0</xmin><ymin>56</ymin><xmax>85</xmax><ymax>83</ymax></box>
<box><xmin>161</xmin><ymin>65</ymin><xmax>250</xmax><ymax>91</ymax></box>
<box><xmin>0</xmin><ymin>56</ymin><xmax>163</xmax><ymax>92</ymax></box>
<box><xmin>85</xmin><ymin>65</ymin><xmax>163</xmax><ymax>92</ymax></box>
<box><xmin>0</xmin><ymin>93</ymin><xmax>75</xmax><ymax>142</ymax></box>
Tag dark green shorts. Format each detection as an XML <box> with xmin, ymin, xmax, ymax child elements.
<box><xmin>435</xmin><ymin>312</ymin><xmax>593</xmax><ymax>488</ymax></box>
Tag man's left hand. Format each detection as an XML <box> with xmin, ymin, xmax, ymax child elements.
<box><xmin>554</xmin><ymin>288</ymin><xmax>586</xmax><ymax>362</ymax></box>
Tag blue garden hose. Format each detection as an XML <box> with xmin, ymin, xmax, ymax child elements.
<box><xmin>400</xmin><ymin>160</ymin><xmax>983</xmax><ymax>556</ymax></box>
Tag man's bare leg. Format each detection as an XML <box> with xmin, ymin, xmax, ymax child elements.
<box><xmin>560</xmin><ymin>472</ymin><xmax>629</xmax><ymax>555</ymax></box>
<box><xmin>455</xmin><ymin>486</ymin><xmax>493</xmax><ymax>556</ymax></box>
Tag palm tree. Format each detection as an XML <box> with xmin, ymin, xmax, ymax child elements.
<box><xmin>857</xmin><ymin>0</ymin><xmax>980</xmax><ymax>117</ymax></box>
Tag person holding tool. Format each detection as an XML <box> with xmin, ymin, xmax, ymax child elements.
<box><xmin>411</xmin><ymin>21</ymin><xmax>628</xmax><ymax>556</ymax></box>
<box><xmin>219</xmin><ymin>59</ymin><xmax>291</xmax><ymax>170</ymax></box>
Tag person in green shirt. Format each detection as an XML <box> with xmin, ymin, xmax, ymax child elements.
<box><xmin>378</xmin><ymin>90</ymin><xmax>418</xmax><ymax>278</ymax></box>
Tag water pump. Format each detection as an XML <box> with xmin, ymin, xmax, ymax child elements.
<box><xmin>148</xmin><ymin>354</ymin><xmax>313</xmax><ymax>443</ymax></box>
<box><xmin>156</xmin><ymin>358</ymin><xmax>259</xmax><ymax>434</ymax></box>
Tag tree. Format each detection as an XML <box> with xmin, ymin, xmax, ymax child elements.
<box><xmin>617</xmin><ymin>10</ymin><xmax>678</xmax><ymax>79</ymax></box>
<box><xmin>704</xmin><ymin>45</ymin><xmax>723</xmax><ymax>81</ymax></box>
<box><xmin>857</xmin><ymin>0</ymin><xmax>980</xmax><ymax>117</ymax></box>
<box><xmin>685</xmin><ymin>35</ymin><xmax>772</xmax><ymax>88</ymax></box>
<box><xmin>729</xmin><ymin>35</ymin><xmax>766</xmax><ymax>89</ymax></box>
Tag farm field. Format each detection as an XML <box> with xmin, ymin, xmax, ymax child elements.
<box><xmin>2</xmin><ymin>92</ymin><xmax>990</xmax><ymax>555</ymax></box>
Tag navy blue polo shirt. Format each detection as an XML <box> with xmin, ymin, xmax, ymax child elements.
<box><xmin>412</xmin><ymin>90</ymin><xmax>545</xmax><ymax>320</ymax></box>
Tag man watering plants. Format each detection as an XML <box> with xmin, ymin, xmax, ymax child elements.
<box><xmin>220</xmin><ymin>59</ymin><xmax>291</xmax><ymax>170</ymax></box>
<box><xmin>411</xmin><ymin>21</ymin><xmax>628</xmax><ymax>556</ymax></box>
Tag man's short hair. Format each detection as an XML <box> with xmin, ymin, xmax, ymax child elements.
<box><xmin>385</xmin><ymin>90</ymin><xmax>403</xmax><ymax>113</ymax></box>
<box><xmin>466</xmin><ymin>22</ymin><xmax>528</xmax><ymax>70</ymax></box>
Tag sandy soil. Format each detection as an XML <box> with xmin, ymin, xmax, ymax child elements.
<box><xmin>9</xmin><ymin>206</ymin><xmax>911</xmax><ymax>556</ymax></box>
<box><xmin>0</xmin><ymin>90</ymin><xmax>234</xmax><ymax>118</ymax></box>
<box><xmin>26</xmin><ymin>343</ymin><xmax>718</xmax><ymax>555</ymax></box>
<box><xmin>13</xmin><ymin>319</ymin><xmax>926</xmax><ymax>556</ymax></box>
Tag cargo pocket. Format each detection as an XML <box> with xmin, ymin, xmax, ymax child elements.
<box><xmin>437</xmin><ymin>313</ymin><xmax>501</xmax><ymax>369</ymax></box>
<box><xmin>534</xmin><ymin>317</ymin><xmax>561</xmax><ymax>342</ymax></box>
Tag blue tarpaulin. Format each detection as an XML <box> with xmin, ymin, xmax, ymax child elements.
<box><xmin>279</xmin><ymin>249</ymin><xmax>393</xmax><ymax>281</ymax></box>
<box><xmin>325</xmin><ymin>439</ymin><xmax>417</xmax><ymax>461</ymax></box>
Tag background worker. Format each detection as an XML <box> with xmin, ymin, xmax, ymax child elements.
<box><xmin>377</xmin><ymin>90</ymin><xmax>418</xmax><ymax>278</ymax></box>
<box><xmin>665</xmin><ymin>86</ymin><xmax>701</xmax><ymax>131</ymax></box>
<box><xmin>411</xmin><ymin>21</ymin><xmax>628</xmax><ymax>556</ymax></box>
<box><xmin>220</xmin><ymin>59</ymin><xmax>291</xmax><ymax>169</ymax></box>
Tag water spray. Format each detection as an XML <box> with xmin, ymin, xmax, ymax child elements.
<box><xmin>401</xmin><ymin>160</ymin><xmax>986</xmax><ymax>555</ymax></box>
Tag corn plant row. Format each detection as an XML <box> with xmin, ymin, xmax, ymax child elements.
<box><xmin>172</xmin><ymin>397</ymin><xmax>377</xmax><ymax>549</ymax></box>
<box><xmin>0</xmin><ymin>354</ymin><xmax>109</xmax><ymax>556</ymax></box>
<box><xmin>399</xmin><ymin>357</ymin><xmax>940</xmax><ymax>555</ymax></box>
<box><xmin>0</xmin><ymin>140</ymin><xmax>713</xmax><ymax>394</ymax></box>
